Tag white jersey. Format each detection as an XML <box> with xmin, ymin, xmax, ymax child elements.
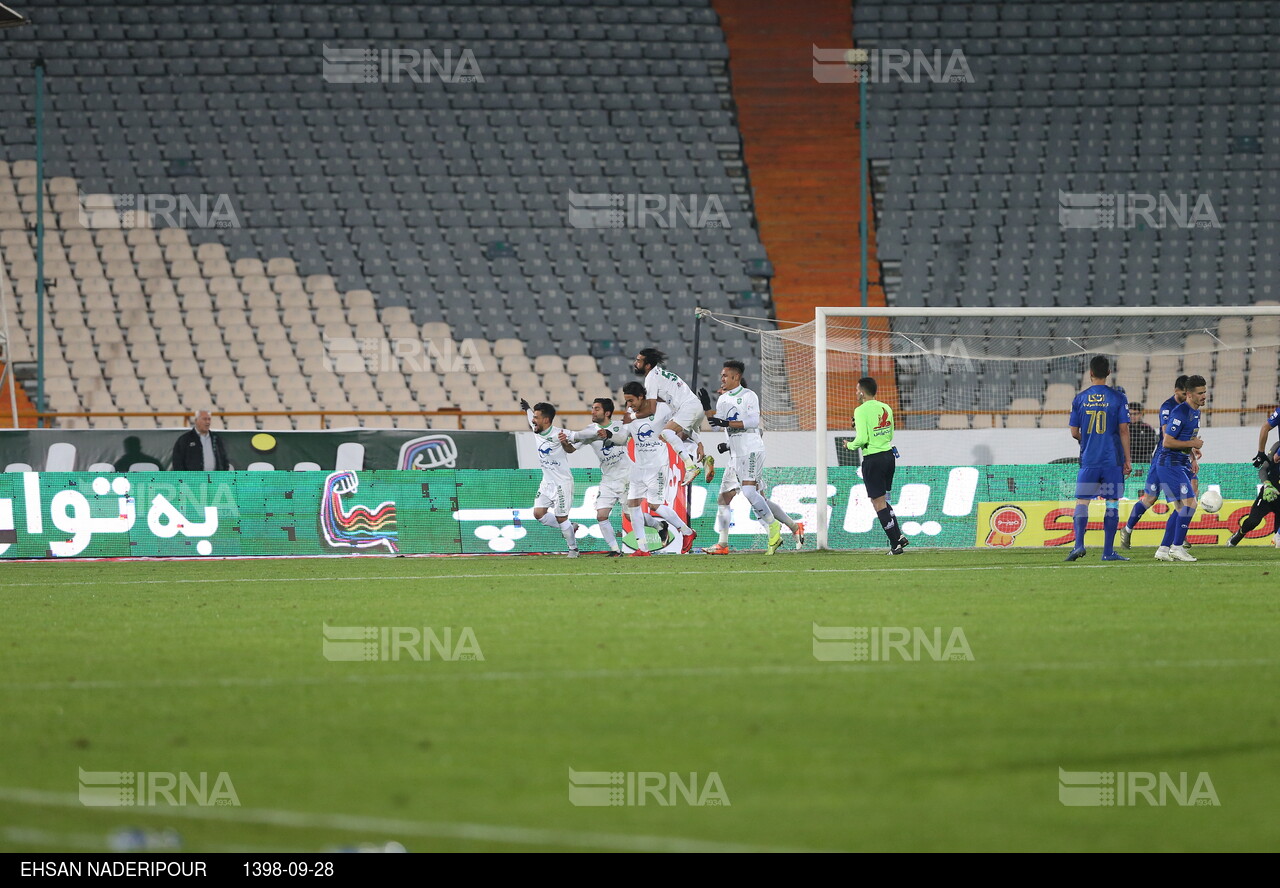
<box><xmin>715</xmin><ymin>385</ymin><xmax>765</xmax><ymax>460</ymax></box>
<box><xmin>572</xmin><ymin>420</ymin><xmax>630</xmax><ymax>484</ymax></box>
<box><xmin>644</xmin><ymin>365</ymin><xmax>701</xmax><ymax>415</ymax></box>
<box><xmin>626</xmin><ymin>401</ymin><xmax>672</xmax><ymax>470</ymax></box>
<box><xmin>533</xmin><ymin>425</ymin><xmax>573</xmax><ymax>487</ymax></box>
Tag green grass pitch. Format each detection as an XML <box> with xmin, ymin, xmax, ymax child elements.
<box><xmin>1</xmin><ymin>548</ymin><xmax>1277</xmax><ymax>852</ymax></box>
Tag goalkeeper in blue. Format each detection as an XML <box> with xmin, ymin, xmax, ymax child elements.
<box><xmin>1065</xmin><ymin>356</ymin><xmax>1132</xmax><ymax>562</ymax></box>
<box><xmin>1154</xmin><ymin>375</ymin><xmax>1207</xmax><ymax>562</ymax></box>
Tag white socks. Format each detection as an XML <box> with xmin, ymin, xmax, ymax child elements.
<box><xmin>716</xmin><ymin>505</ymin><xmax>732</xmax><ymax>545</ymax></box>
<box><xmin>768</xmin><ymin>500</ymin><xmax>798</xmax><ymax>532</ymax></box>
<box><xmin>654</xmin><ymin>503</ymin><xmax>692</xmax><ymax>536</ymax></box>
<box><xmin>598</xmin><ymin>519</ymin><xmax>619</xmax><ymax>552</ymax></box>
<box><xmin>741</xmin><ymin>485</ymin><xmax>773</xmax><ymax>524</ymax></box>
<box><xmin>629</xmin><ymin>506</ymin><xmax>649</xmax><ymax>552</ymax></box>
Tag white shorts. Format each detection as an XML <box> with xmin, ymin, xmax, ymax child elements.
<box><xmin>628</xmin><ymin>464</ymin><xmax>667</xmax><ymax>505</ymax></box>
<box><xmin>733</xmin><ymin>448</ymin><xmax>766</xmax><ymax>486</ymax></box>
<box><xmin>593</xmin><ymin>476</ymin><xmax>627</xmax><ymax>511</ymax></box>
<box><xmin>534</xmin><ymin>479</ymin><xmax>573</xmax><ymax>515</ymax></box>
<box><xmin>668</xmin><ymin>401</ymin><xmax>705</xmax><ymax>434</ymax></box>
<box><xmin>719</xmin><ymin>461</ymin><xmax>768</xmax><ymax>497</ymax></box>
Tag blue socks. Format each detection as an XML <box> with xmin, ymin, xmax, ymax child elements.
<box><xmin>1103</xmin><ymin>506</ymin><xmax>1119</xmax><ymax>555</ymax></box>
<box><xmin>1125</xmin><ymin>499</ymin><xmax>1149</xmax><ymax>530</ymax></box>
<box><xmin>1073</xmin><ymin>502</ymin><xmax>1089</xmax><ymax>550</ymax></box>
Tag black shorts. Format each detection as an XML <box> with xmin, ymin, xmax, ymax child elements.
<box><xmin>862</xmin><ymin>450</ymin><xmax>896</xmax><ymax>500</ymax></box>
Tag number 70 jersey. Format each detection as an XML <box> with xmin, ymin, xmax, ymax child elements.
<box><xmin>1068</xmin><ymin>384</ymin><xmax>1130</xmax><ymax>468</ymax></box>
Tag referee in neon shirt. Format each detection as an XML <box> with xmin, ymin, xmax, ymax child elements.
<box><xmin>845</xmin><ymin>376</ymin><xmax>907</xmax><ymax>554</ymax></box>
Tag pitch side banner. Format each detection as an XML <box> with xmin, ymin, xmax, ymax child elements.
<box><xmin>0</xmin><ymin>464</ymin><xmax>1266</xmax><ymax>559</ymax></box>
<box><xmin>0</xmin><ymin>429</ymin><xmax>516</xmax><ymax>472</ymax></box>
<box><xmin>978</xmin><ymin>499</ymin><xmax>1275</xmax><ymax>548</ymax></box>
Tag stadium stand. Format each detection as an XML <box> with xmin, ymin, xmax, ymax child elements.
<box><xmin>855</xmin><ymin>0</ymin><xmax>1279</xmax><ymax>427</ymax></box>
<box><xmin>0</xmin><ymin>0</ymin><xmax>772</xmax><ymax>430</ymax></box>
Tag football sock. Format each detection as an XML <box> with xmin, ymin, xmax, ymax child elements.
<box><xmin>1103</xmin><ymin>504</ymin><xmax>1119</xmax><ymax>555</ymax></box>
<box><xmin>1172</xmin><ymin>506</ymin><xmax>1194</xmax><ymax>547</ymax></box>
<box><xmin>877</xmin><ymin>506</ymin><xmax>904</xmax><ymax>546</ymax></box>
<box><xmin>1072</xmin><ymin>502</ymin><xmax>1089</xmax><ymax>549</ymax></box>
<box><xmin>660</xmin><ymin>428</ymin><xmax>684</xmax><ymax>454</ymax></box>
<box><xmin>538</xmin><ymin>513</ymin><xmax>560</xmax><ymax>530</ymax></box>
<box><xmin>654</xmin><ymin>504</ymin><xmax>692</xmax><ymax>536</ymax></box>
<box><xmin>767</xmin><ymin>500</ymin><xmax>798</xmax><ymax>532</ymax></box>
<box><xmin>629</xmin><ymin>507</ymin><xmax>649</xmax><ymax>552</ymax></box>
<box><xmin>1160</xmin><ymin>509</ymin><xmax>1179</xmax><ymax>547</ymax></box>
<box><xmin>741</xmin><ymin>485</ymin><xmax>772</xmax><ymax>523</ymax></box>
<box><xmin>717</xmin><ymin>505</ymin><xmax>732</xmax><ymax>545</ymax></box>
<box><xmin>597</xmin><ymin>519</ymin><xmax>619</xmax><ymax>552</ymax></box>
<box><xmin>1125</xmin><ymin>499</ymin><xmax>1149</xmax><ymax>530</ymax></box>
<box><xmin>559</xmin><ymin>518</ymin><xmax>577</xmax><ymax>551</ymax></box>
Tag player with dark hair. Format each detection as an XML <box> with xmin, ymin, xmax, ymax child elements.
<box><xmin>632</xmin><ymin>347</ymin><xmax>704</xmax><ymax>480</ymax></box>
<box><xmin>1229</xmin><ymin>441</ymin><xmax>1280</xmax><ymax>547</ymax></box>
<box><xmin>1154</xmin><ymin>374</ymin><xmax>1207</xmax><ymax>562</ymax></box>
<box><xmin>560</xmin><ymin>397</ymin><xmax>628</xmax><ymax>556</ymax></box>
<box><xmin>1119</xmin><ymin>375</ymin><xmax>1188</xmax><ymax>548</ymax></box>
<box><xmin>698</xmin><ymin>359</ymin><xmax>804</xmax><ymax>555</ymax></box>
<box><xmin>520</xmin><ymin>399</ymin><xmax>579</xmax><ymax>557</ymax></box>
<box><xmin>844</xmin><ymin>376</ymin><xmax>907</xmax><ymax>554</ymax></box>
<box><xmin>620</xmin><ymin>382</ymin><xmax>696</xmax><ymax>555</ymax></box>
<box><xmin>1065</xmin><ymin>356</ymin><xmax>1132</xmax><ymax>562</ymax></box>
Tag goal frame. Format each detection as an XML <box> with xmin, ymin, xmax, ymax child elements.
<box><xmin>813</xmin><ymin>305</ymin><xmax>1280</xmax><ymax>550</ymax></box>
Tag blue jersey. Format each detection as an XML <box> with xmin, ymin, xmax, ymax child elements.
<box><xmin>1069</xmin><ymin>385</ymin><xmax>1130</xmax><ymax>468</ymax></box>
<box><xmin>1152</xmin><ymin>395</ymin><xmax>1180</xmax><ymax>461</ymax></box>
<box><xmin>1160</xmin><ymin>401</ymin><xmax>1201</xmax><ymax>467</ymax></box>
<box><xmin>1267</xmin><ymin>405</ymin><xmax>1280</xmax><ymax>429</ymax></box>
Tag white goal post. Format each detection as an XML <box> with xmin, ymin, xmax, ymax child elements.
<box><xmin>699</xmin><ymin>305</ymin><xmax>1280</xmax><ymax>550</ymax></box>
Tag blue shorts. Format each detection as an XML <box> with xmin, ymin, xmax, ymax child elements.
<box><xmin>1075</xmin><ymin>465</ymin><xmax>1124</xmax><ymax>500</ymax></box>
<box><xmin>1143</xmin><ymin>463</ymin><xmax>1162</xmax><ymax>498</ymax></box>
<box><xmin>1156</xmin><ymin>464</ymin><xmax>1196</xmax><ymax>503</ymax></box>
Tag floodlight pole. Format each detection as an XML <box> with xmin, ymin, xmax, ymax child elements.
<box><xmin>34</xmin><ymin>57</ymin><xmax>45</xmax><ymax>427</ymax></box>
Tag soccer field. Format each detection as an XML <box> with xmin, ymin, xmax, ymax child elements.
<box><xmin>2</xmin><ymin>549</ymin><xmax>1277</xmax><ymax>853</ymax></box>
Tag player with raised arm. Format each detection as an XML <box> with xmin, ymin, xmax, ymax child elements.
<box><xmin>621</xmin><ymin>381</ymin><xmax>696</xmax><ymax>556</ymax></box>
<box><xmin>697</xmin><ymin>359</ymin><xmax>804</xmax><ymax>555</ymax></box>
<box><xmin>1119</xmin><ymin>375</ymin><xmax>1187</xmax><ymax>549</ymax></box>
<box><xmin>520</xmin><ymin>399</ymin><xmax>580</xmax><ymax>558</ymax></box>
<box><xmin>559</xmin><ymin>397</ymin><xmax>628</xmax><ymax>557</ymax></box>
<box><xmin>1065</xmin><ymin>356</ymin><xmax>1132</xmax><ymax>562</ymax></box>
<box><xmin>631</xmin><ymin>348</ymin><xmax>705</xmax><ymax>480</ymax></box>
<box><xmin>1154</xmin><ymin>375</ymin><xmax>1207</xmax><ymax>562</ymax></box>
<box><xmin>845</xmin><ymin>376</ymin><xmax>908</xmax><ymax>555</ymax></box>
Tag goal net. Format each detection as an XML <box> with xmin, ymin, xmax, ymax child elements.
<box><xmin>698</xmin><ymin>306</ymin><xmax>1280</xmax><ymax>550</ymax></box>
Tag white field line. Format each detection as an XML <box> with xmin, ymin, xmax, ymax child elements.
<box><xmin>0</xmin><ymin>558</ymin><xmax>1276</xmax><ymax>590</ymax></box>
<box><xmin>0</xmin><ymin>787</ymin><xmax>813</xmax><ymax>854</ymax></box>
<box><xmin>2</xmin><ymin>658</ymin><xmax>1274</xmax><ymax>694</ymax></box>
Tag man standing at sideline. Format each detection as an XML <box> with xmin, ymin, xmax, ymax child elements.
<box><xmin>171</xmin><ymin>409</ymin><xmax>230</xmax><ymax>471</ymax></box>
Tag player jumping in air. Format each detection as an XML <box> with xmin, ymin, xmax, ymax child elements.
<box><xmin>560</xmin><ymin>397</ymin><xmax>629</xmax><ymax>557</ymax></box>
<box><xmin>522</xmin><ymin>399</ymin><xmax>580</xmax><ymax>558</ymax></box>
<box><xmin>845</xmin><ymin>376</ymin><xmax>908</xmax><ymax>555</ymax></box>
<box><xmin>621</xmin><ymin>382</ymin><xmax>697</xmax><ymax>555</ymax></box>
<box><xmin>631</xmin><ymin>348</ymin><xmax>705</xmax><ymax>482</ymax></box>
<box><xmin>1119</xmin><ymin>375</ymin><xmax>1188</xmax><ymax>549</ymax></box>
<box><xmin>698</xmin><ymin>359</ymin><xmax>804</xmax><ymax>555</ymax></box>
<box><xmin>1065</xmin><ymin>356</ymin><xmax>1132</xmax><ymax>562</ymax></box>
<box><xmin>1154</xmin><ymin>375</ymin><xmax>1207</xmax><ymax>562</ymax></box>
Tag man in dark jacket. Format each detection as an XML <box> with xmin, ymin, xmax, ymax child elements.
<box><xmin>1127</xmin><ymin>401</ymin><xmax>1159</xmax><ymax>464</ymax></box>
<box><xmin>171</xmin><ymin>410</ymin><xmax>231</xmax><ymax>471</ymax></box>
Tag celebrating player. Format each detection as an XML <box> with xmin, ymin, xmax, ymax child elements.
<box><xmin>1229</xmin><ymin>442</ymin><xmax>1280</xmax><ymax>547</ymax></box>
<box><xmin>698</xmin><ymin>359</ymin><xmax>804</xmax><ymax>555</ymax></box>
<box><xmin>1119</xmin><ymin>375</ymin><xmax>1188</xmax><ymax>549</ymax></box>
<box><xmin>845</xmin><ymin>376</ymin><xmax>908</xmax><ymax>555</ymax></box>
<box><xmin>621</xmin><ymin>382</ymin><xmax>697</xmax><ymax>555</ymax></box>
<box><xmin>1065</xmin><ymin>356</ymin><xmax>1132</xmax><ymax>562</ymax></box>
<box><xmin>1154</xmin><ymin>374</ymin><xmax>1207</xmax><ymax>562</ymax></box>
<box><xmin>631</xmin><ymin>348</ymin><xmax>705</xmax><ymax>480</ymax></box>
<box><xmin>522</xmin><ymin>400</ymin><xmax>580</xmax><ymax>558</ymax></box>
<box><xmin>560</xmin><ymin>397</ymin><xmax>629</xmax><ymax>557</ymax></box>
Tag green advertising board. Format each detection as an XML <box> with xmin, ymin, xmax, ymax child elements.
<box><xmin>0</xmin><ymin>464</ymin><xmax>1265</xmax><ymax>559</ymax></box>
